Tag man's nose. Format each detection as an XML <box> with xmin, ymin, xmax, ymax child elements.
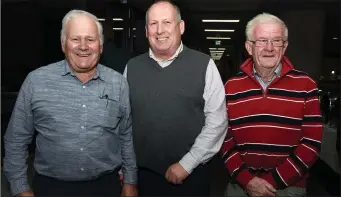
<box><xmin>156</xmin><ymin>24</ymin><xmax>164</xmax><ymax>34</ymax></box>
<box><xmin>264</xmin><ymin>40</ymin><xmax>275</xmax><ymax>51</ymax></box>
<box><xmin>79</xmin><ymin>39</ymin><xmax>89</xmax><ymax>50</ymax></box>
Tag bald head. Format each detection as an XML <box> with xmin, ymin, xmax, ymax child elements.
<box><xmin>145</xmin><ymin>0</ymin><xmax>181</xmax><ymax>24</ymax></box>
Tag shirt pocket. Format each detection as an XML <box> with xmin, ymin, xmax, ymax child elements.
<box><xmin>96</xmin><ymin>96</ymin><xmax>122</xmax><ymax>135</ymax></box>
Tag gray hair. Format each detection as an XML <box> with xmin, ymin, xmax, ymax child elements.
<box><xmin>246</xmin><ymin>13</ymin><xmax>288</xmax><ymax>41</ymax></box>
<box><xmin>60</xmin><ymin>9</ymin><xmax>104</xmax><ymax>46</ymax></box>
<box><xmin>145</xmin><ymin>0</ymin><xmax>182</xmax><ymax>24</ymax></box>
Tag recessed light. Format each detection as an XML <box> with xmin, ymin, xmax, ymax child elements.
<box><xmin>207</xmin><ymin>37</ymin><xmax>231</xmax><ymax>40</ymax></box>
<box><xmin>202</xmin><ymin>19</ymin><xmax>239</xmax><ymax>23</ymax></box>
<box><xmin>113</xmin><ymin>28</ymin><xmax>123</xmax><ymax>30</ymax></box>
<box><xmin>98</xmin><ymin>18</ymin><xmax>105</xmax><ymax>21</ymax></box>
<box><xmin>113</xmin><ymin>18</ymin><xmax>123</xmax><ymax>21</ymax></box>
<box><xmin>210</xmin><ymin>50</ymin><xmax>225</xmax><ymax>53</ymax></box>
<box><xmin>205</xmin><ymin>29</ymin><xmax>235</xmax><ymax>32</ymax></box>
<box><xmin>333</xmin><ymin>37</ymin><xmax>338</xmax><ymax>40</ymax></box>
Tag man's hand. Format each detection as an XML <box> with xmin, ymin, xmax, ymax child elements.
<box><xmin>121</xmin><ymin>184</ymin><xmax>137</xmax><ymax>197</ymax></box>
<box><xmin>245</xmin><ymin>177</ymin><xmax>276</xmax><ymax>197</ymax></box>
<box><xmin>15</xmin><ymin>190</ymin><xmax>34</xmax><ymax>197</ymax></box>
<box><xmin>165</xmin><ymin>163</ymin><xmax>189</xmax><ymax>185</ymax></box>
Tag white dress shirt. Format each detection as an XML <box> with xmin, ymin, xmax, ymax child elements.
<box><xmin>124</xmin><ymin>43</ymin><xmax>228</xmax><ymax>173</ymax></box>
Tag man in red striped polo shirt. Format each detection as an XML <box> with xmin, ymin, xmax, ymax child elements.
<box><xmin>221</xmin><ymin>13</ymin><xmax>322</xmax><ymax>197</ymax></box>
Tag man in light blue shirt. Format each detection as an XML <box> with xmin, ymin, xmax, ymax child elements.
<box><xmin>3</xmin><ymin>9</ymin><xmax>137</xmax><ymax>197</ymax></box>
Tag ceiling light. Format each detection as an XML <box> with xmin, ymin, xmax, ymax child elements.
<box><xmin>205</xmin><ymin>29</ymin><xmax>235</xmax><ymax>32</ymax></box>
<box><xmin>113</xmin><ymin>18</ymin><xmax>123</xmax><ymax>21</ymax></box>
<box><xmin>202</xmin><ymin>19</ymin><xmax>239</xmax><ymax>23</ymax></box>
<box><xmin>113</xmin><ymin>28</ymin><xmax>123</xmax><ymax>30</ymax></box>
<box><xmin>218</xmin><ymin>48</ymin><xmax>225</xmax><ymax>50</ymax></box>
<box><xmin>211</xmin><ymin>53</ymin><xmax>223</xmax><ymax>56</ymax></box>
<box><xmin>333</xmin><ymin>37</ymin><xmax>339</xmax><ymax>40</ymax></box>
<box><xmin>331</xmin><ymin>71</ymin><xmax>335</xmax><ymax>74</ymax></box>
<box><xmin>226</xmin><ymin>54</ymin><xmax>230</xmax><ymax>56</ymax></box>
<box><xmin>210</xmin><ymin>50</ymin><xmax>225</xmax><ymax>53</ymax></box>
<box><xmin>207</xmin><ymin>37</ymin><xmax>231</xmax><ymax>40</ymax></box>
<box><xmin>209</xmin><ymin>48</ymin><xmax>217</xmax><ymax>50</ymax></box>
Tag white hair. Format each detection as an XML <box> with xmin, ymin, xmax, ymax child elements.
<box><xmin>60</xmin><ymin>9</ymin><xmax>104</xmax><ymax>46</ymax></box>
<box><xmin>246</xmin><ymin>13</ymin><xmax>288</xmax><ymax>41</ymax></box>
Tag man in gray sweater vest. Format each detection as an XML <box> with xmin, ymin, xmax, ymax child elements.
<box><xmin>124</xmin><ymin>0</ymin><xmax>228</xmax><ymax>195</ymax></box>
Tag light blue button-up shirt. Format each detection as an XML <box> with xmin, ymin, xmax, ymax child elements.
<box><xmin>4</xmin><ymin>60</ymin><xmax>137</xmax><ymax>195</ymax></box>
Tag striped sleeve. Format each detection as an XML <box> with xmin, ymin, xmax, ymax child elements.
<box><xmin>262</xmin><ymin>79</ymin><xmax>322</xmax><ymax>189</ymax></box>
<box><xmin>221</xmin><ymin>119</ymin><xmax>254</xmax><ymax>188</ymax></box>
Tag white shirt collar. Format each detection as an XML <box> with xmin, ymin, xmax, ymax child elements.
<box><xmin>149</xmin><ymin>42</ymin><xmax>183</xmax><ymax>62</ymax></box>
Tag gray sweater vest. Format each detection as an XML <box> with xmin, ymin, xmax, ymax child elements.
<box><xmin>127</xmin><ymin>46</ymin><xmax>210</xmax><ymax>175</ymax></box>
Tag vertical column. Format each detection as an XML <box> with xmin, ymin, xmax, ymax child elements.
<box><xmin>280</xmin><ymin>10</ymin><xmax>325</xmax><ymax>80</ymax></box>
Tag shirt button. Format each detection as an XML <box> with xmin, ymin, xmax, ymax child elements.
<box><xmin>80</xmin><ymin>168</ymin><xmax>84</xmax><ymax>171</ymax></box>
<box><xmin>82</xmin><ymin>86</ymin><xmax>86</xmax><ymax>89</ymax></box>
<box><xmin>81</xmin><ymin>126</ymin><xmax>85</xmax><ymax>129</ymax></box>
<box><xmin>80</xmin><ymin>148</ymin><xmax>84</xmax><ymax>151</ymax></box>
<box><xmin>82</xmin><ymin>104</ymin><xmax>86</xmax><ymax>108</ymax></box>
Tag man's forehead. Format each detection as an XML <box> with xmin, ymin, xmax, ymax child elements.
<box><xmin>148</xmin><ymin>3</ymin><xmax>176</xmax><ymax>18</ymax></box>
<box><xmin>254</xmin><ymin>23</ymin><xmax>284</xmax><ymax>35</ymax></box>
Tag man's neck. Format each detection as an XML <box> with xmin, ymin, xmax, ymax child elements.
<box><xmin>150</xmin><ymin>42</ymin><xmax>183</xmax><ymax>61</ymax></box>
<box><xmin>154</xmin><ymin>52</ymin><xmax>176</xmax><ymax>61</ymax></box>
<box><xmin>74</xmin><ymin>68</ymin><xmax>97</xmax><ymax>83</ymax></box>
<box><xmin>255</xmin><ymin>65</ymin><xmax>279</xmax><ymax>82</ymax></box>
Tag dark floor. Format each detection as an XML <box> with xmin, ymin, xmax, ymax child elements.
<box><xmin>1</xmin><ymin>155</ymin><xmax>339</xmax><ymax>197</ymax></box>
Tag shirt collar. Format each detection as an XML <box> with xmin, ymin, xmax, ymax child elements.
<box><xmin>149</xmin><ymin>42</ymin><xmax>183</xmax><ymax>62</ymax></box>
<box><xmin>253</xmin><ymin>63</ymin><xmax>282</xmax><ymax>78</ymax></box>
<box><xmin>62</xmin><ymin>60</ymin><xmax>103</xmax><ymax>81</ymax></box>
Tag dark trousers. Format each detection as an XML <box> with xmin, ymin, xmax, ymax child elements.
<box><xmin>32</xmin><ymin>170</ymin><xmax>121</xmax><ymax>196</ymax></box>
<box><xmin>310</xmin><ymin>158</ymin><xmax>340</xmax><ymax>196</ymax></box>
<box><xmin>138</xmin><ymin>166</ymin><xmax>210</xmax><ymax>196</ymax></box>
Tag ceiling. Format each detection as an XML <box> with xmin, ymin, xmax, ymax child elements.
<box><xmin>124</xmin><ymin>0</ymin><xmax>340</xmax><ymax>60</ymax></box>
<box><xmin>3</xmin><ymin>0</ymin><xmax>340</xmax><ymax>61</ymax></box>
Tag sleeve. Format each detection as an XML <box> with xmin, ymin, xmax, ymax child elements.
<box><xmin>3</xmin><ymin>74</ymin><xmax>35</xmax><ymax>196</ymax></box>
<box><xmin>220</xmin><ymin>85</ymin><xmax>254</xmax><ymax>188</ymax></box>
<box><xmin>179</xmin><ymin>59</ymin><xmax>228</xmax><ymax>173</ymax></box>
<box><xmin>118</xmin><ymin>77</ymin><xmax>138</xmax><ymax>185</ymax></box>
<box><xmin>262</xmin><ymin>79</ymin><xmax>323</xmax><ymax>189</ymax></box>
<box><xmin>123</xmin><ymin>65</ymin><xmax>128</xmax><ymax>78</ymax></box>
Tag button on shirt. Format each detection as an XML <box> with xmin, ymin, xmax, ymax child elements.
<box><xmin>3</xmin><ymin>60</ymin><xmax>137</xmax><ymax>196</ymax></box>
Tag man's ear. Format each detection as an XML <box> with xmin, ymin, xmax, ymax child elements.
<box><xmin>61</xmin><ymin>41</ymin><xmax>66</xmax><ymax>53</ymax></box>
<box><xmin>245</xmin><ymin>41</ymin><xmax>253</xmax><ymax>56</ymax></box>
<box><xmin>283</xmin><ymin>41</ymin><xmax>288</xmax><ymax>54</ymax></box>
<box><xmin>179</xmin><ymin>20</ymin><xmax>185</xmax><ymax>35</ymax></box>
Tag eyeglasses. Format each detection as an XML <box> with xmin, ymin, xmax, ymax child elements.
<box><xmin>249</xmin><ymin>39</ymin><xmax>286</xmax><ymax>47</ymax></box>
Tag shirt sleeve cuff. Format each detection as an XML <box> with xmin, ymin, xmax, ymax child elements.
<box><xmin>9</xmin><ymin>178</ymin><xmax>31</xmax><ymax>196</ymax></box>
<box><xmin>262</xmin><ymin>172</ymin><xmax>278</xmax><ymax>189</ymax></box>
<box><xmin>179</xmin><ymin>153</ymin><xmax>200</xmax><ymax>174</ymax></box>
<box><xmin>123</xmin><ymin>170</ymin><xmax>137</xmax><ymax>185</ymax></box>
<box><xmin>236</xmin><ymin>169</ymin><xmax>254</xmax><ymax>189</ymax></box>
